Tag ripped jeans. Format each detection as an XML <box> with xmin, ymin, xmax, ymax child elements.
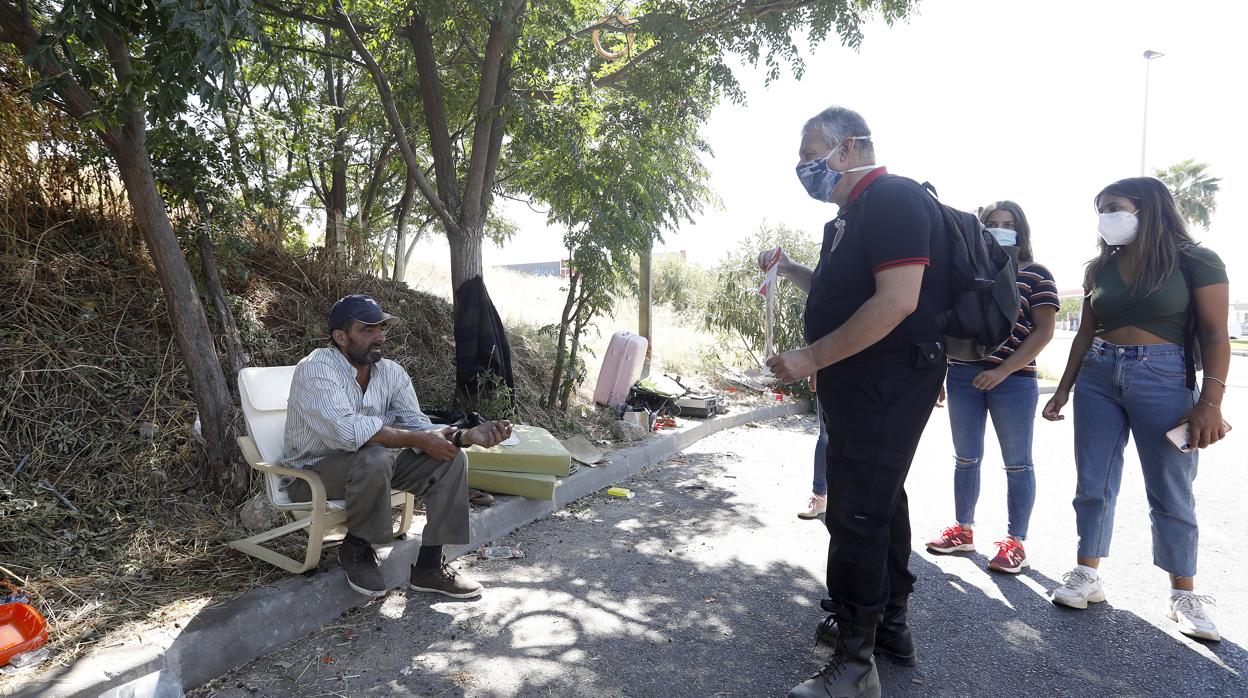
<box><xmin>945</xmin><ymin>362</ymin><xmax>1039</xmax><ymax>539</ymax></box>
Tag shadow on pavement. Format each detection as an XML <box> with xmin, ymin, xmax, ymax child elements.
<box><xmin>194</xmin><ymin>452</ymin><xmax>829</xmax><ymax>697</ymax></box>
<box><xmin>881</xmin><ymin>552</ymin><xmax>1248</xmax><ymax>696</ymax></box>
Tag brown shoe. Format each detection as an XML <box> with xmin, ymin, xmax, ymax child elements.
<box><xmin>409</xmin><ymin>560</ymin><xmax>483</xmax><ymax>599</ymax></box>
<box><xmin>338</xmin><ymin>537</ymin><xmax>386</xmax><ymax>597</ymax></box>
<box><xmin>469</xmin><ymin>489</ymin><xmax>495</xmax><ymax>507</ymax></box>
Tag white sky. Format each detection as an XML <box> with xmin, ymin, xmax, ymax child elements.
<box><xmin>457</xmin><ymin>0</ymin><xmax>1248</xmax><ymax>297</ymax></box>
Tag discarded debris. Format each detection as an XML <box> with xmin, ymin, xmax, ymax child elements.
<box><xmin>0</xmin><ymin>647</ymin><xmax>49</xmax><ymax>674</ymax></box>
<box><xmin>477</xmin><ymin>546</ymin><xmax>525</xmax><ymax>560</ymax></box>
<box><xmin>559</xmin><ymin>435</ymin><xmax>609</xmax><ymax>467</ymax></box>
<box><xmin>607</xmin><ymin>487</ymin><xmax>635</xmax><ymax>499</ymax></box>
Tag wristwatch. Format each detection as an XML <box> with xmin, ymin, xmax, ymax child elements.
<box><xmin>452</xmin><ymin>428</ymin><xmax>466</xmax><ymax>448</ymax></box>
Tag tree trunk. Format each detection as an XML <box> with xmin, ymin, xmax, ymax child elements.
<box><xmin>195</xmin><ymin>204</ymin><xmax>248</xmax><ymax>379</ymax></box>
<box><xmin>219</xmin><ymin>99</ymin><xmax>251</xmax><ymax>210</ymax></box>
<box><xmin>547</xmin><ymin>268</ymin><xmax>578</xmax><ymax>408</ymax></box>
<box><xmin>379</xmin><ymin>225</ymin><xmax>393</xmax><ymax>279</ymax></box>
<box><xmin>561</xmin><ymin>295</ymin><xmax>587</xmax><ymax>413</ymax></box>
<box><xmin>638</xmin><ymin>243</ymin><xmax>652</xmax><ymax>378</ymax></box>
<box><xmin>392</xmin><ymin>170</ymin><xmax>415</xmax><ymax>282</ymax></box>
<box><xmin>448</xmin><ymin>225</ymin><xmax>484</xmax><ymax>307</ymax></box>
<box><xmin>113</xmin><ymin>132</ymin><xmax>247</xmax><ymax>499</ymax></box>
<box><xmin>403</xmin><ymin>220</ymin><xmax>426</xmax><ymax>273</ymax></box>
<box><xmin>322</xmin><ymin>26</ymin><xmax>346</xmax><ymax>262</ymax></box>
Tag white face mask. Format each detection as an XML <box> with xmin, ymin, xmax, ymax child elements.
<box><xmin>986</xmin><ymin>227</ymin><xmax>1017</xmax><ymax>248</ymax></box>
<box><xmin>1098</xmin><ymin>211</ymin><xmax>1139</xmax><ymax>246</ymax></box>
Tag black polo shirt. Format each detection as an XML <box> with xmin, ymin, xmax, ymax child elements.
<box><xmin>803</xmin><ymin>169</ymin><xmax>950</xmax><ymax>361</ymax></box>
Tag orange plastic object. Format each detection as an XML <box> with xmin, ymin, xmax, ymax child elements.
<box><xmin>0</xmin><ymin>603</ymin><xmax>48</xmax><ymax>667</ymax></box>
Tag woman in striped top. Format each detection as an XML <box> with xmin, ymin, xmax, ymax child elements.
<box><xmin>926</xmin><ymin>200</ymin><xmax>1060</xmax><ymax>574</ymax></box>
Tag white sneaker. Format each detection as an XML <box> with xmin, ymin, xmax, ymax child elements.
<box><xmin>1168</xmin><ymin>594</ymin><xmax>1221</xmax><ymax>642</ymax></box>
<box><xmin>1051</xmin><ymin>568</ymin><xmax>1106</xmax><ymax>609</ymax></box>
<box><xmin>797</xmin><ymin>495</ymin><xmax>827</xmax><ymax>520</ymax></box>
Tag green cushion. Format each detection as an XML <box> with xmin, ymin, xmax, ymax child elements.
<box><xmin>465</xmin><ymin>424</ymin><xmax>571</xmax><ymax>476</ymax></box>
<box><xmin>467</xmin><ymin>469</ymin><xmax>556</xmax><ymax>501</ymax></box>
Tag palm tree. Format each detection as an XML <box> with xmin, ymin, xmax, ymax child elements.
<box><xmin>1155</xmin><ymin>159</ymin><xmax>1221</xmax><ymax>230</ymax></box>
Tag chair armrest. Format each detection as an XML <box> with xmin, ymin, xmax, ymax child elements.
<box><xmin>236</xmin><ymin>436</ymin><xmax>327</xmax><ymax>505</ymax></box>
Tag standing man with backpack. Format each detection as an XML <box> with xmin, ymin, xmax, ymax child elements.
<box><xmin>767</xmin><ymin>106</ymin><xmax>954</xmax><ymax>698</ymax></box>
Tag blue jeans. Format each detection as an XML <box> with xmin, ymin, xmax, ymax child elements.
<box><xmin>946</xmin><ymin>363</ymin><xmax>1038</xmax><ymax>539</ymax></box>
<box><xmin>813</xmin><ymin>399</ymin><xmax>828</xmax><ymax>496</ymax></box>
<box><xmin>1073</xmin><ymin>338</ymin><xmax>1199</xmax><ymax>576</ymax></box>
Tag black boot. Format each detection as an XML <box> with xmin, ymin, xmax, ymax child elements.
<box><xmin>790</xmin><ymin>617</ymin><xmax>880</xmax><ymax>698</ymax></box>
<box><xmin>816</xmin><ymin>602</ymin><xmax>917</xmax><ymax>667</ymax></box>
<box><xmin>875</xmin><ymin>598</ymin><xmax>917</xmax><ymax>666</ymax></box>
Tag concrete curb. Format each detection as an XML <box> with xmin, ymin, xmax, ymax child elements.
<box><xmin>9</xmin><ymin>400</ymin><xmax>809</xmax><ymax>698</ymax></box>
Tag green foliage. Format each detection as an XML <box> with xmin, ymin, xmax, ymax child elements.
<box><xmin>1155</xmin><ymin>159</ymin><xmax>1220</xmax><ymax>231</ymax></box>
<box><xmin>702</xmin><ymin>223</ymin><xmax>819</xmax><ymax>366</ymax></box>
<box><xmin>1059</xmin><ymin>295</ymin><xmax>1083</xmax><ymax>318</ymax></box>
<box><xmin>652</xmin><ymin>253</ymin><xmax>713</xmax><ymax>315</ymax></box>
<box><xmin>20</xmin><ymin>0</ymin><xmax>255</xmax><ymax>126</ymax></box>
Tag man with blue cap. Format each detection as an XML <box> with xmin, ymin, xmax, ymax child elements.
<box><xmin>283</xmin><ymin>294</ymin><xmax>512</xmax><ymax>598</ymax></box>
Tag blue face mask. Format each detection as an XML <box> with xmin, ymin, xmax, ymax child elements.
<box><xmin>795</xmin><ymin>141</ymin><xmax>876</xmax><ymax>202</ymax></box>
<box><xmin>987</xmin><ymin>227</ymin><xmax>1017</xmax><ymax>248</ymax></box>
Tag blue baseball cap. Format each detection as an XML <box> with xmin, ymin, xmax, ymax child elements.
<box><xmin>328</xmin><ymin>294</ymin><xmax>400</xmax><ymax>331</ymax></box>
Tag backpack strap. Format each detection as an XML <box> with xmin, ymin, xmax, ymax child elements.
<box><xmin>1177</xmin><ymin>249</ymin><xmax>1199</xmax><ymax>391</ymax></box>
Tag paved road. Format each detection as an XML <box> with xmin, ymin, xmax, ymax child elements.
<box><xmin>194</xmin><ymin>399</ymin><xmax>1248</xmax><ymax>697</ymax></box>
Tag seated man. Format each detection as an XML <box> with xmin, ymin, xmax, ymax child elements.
<box><xmin>283</xmin><ymin>294</ymin><xmax>512</xmax><ymax>598</ymax></box>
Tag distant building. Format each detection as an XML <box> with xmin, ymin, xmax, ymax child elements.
<box><xmin>493</xmin><ymin>260</ymin><xmax>566</xmax><ymax>278</ymax></box>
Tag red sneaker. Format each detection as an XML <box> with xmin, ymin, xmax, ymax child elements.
<box><xmin>926</xmin><ymin>525</ymin><xmax>974</xmax><ymax>554</ymax></box>
<box><xmin>988</xmin><ymin>538</ymin><xmax>1029</xmax><ymax>574</ymax></box>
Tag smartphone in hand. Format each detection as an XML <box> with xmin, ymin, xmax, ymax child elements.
<box><xmin>1165</xmin><ymin>420</ymin><xmax>1232</xmax><ymax>453</ymax></box>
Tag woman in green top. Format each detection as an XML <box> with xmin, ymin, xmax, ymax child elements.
<box><xmin>1042</xmin><ymin>177</ymin><xmax>1229</xmax><ymax>641</ymax></box>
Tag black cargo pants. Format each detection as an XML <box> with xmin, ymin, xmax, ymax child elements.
<box><xmin>817</xmin><ymin>342</ymin><xmax>946</xmax><ymax>626</ymax></box>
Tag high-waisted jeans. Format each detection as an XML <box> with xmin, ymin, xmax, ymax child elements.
<box><xmin>1072</xmin><ymin>338</ymin><xmax>1199</xmax><ymax>576</ymax></box>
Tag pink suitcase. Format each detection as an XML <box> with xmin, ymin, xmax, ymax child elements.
<box><xmin>593</xmin><ymin>331</ymin><xmax>648</xmax><ymax>407</ymax></box>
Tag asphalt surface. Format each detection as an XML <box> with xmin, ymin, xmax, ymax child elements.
<box><xmin>192</xmin><ymin>397</ymin><xmax>1248</xmax><ymax>697</ymax></box>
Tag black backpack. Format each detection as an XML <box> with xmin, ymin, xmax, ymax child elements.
<box><xmin>920</xmin><ymin>182</ymin><xmax>1021</xmax><ymax>362</ymax></box>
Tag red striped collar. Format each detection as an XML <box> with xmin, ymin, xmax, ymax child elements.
<box><xmin>847</xmin><ymin>166</ymin><xmax>888</xmax><ymax>203</ymax></box>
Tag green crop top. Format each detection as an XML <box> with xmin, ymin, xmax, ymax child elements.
<box><xmin>1089</xmin><ymin>246</ymin><xmax>1227</xmax><ymax>345</ymax></box>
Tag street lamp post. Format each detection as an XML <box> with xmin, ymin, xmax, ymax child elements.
<box><xmin>1141</xmin><ymin>49</ymin><xmax>1166</xmax><ymax>176</ymax></box>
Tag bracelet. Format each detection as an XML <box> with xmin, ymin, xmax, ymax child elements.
<box><xmin>1203</xmin><ymin>376</ymin><xmax>1227</xmax><ymax>387</ymax></box>
<box><xmin>451</xmin><ymin>429</ymin><xmax>465</xmax><ymax>448</ymax></box>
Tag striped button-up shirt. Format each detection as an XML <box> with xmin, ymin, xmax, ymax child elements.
<box><xmin>283</xmin><ymin>348</ymin><xmax>439</xmax><ymax>469</ymax></box>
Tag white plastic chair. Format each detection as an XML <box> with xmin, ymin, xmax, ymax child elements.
<box><xmin>228</xmin><ymin>366</ymin><xmax>414</xmax><ymax>573</ymax></box>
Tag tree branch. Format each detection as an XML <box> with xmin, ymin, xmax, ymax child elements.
<box><xmin>360</xmin><ymin>138</ymin><xmax>394</xmax><ymax>225</ymax></box>
<box><xmin>257</xmin><ymin>1</ymin><xmax>377</xmax><ymax>34</ymax></box>
<box><xmin>262</xmin><ymin>40</ymin><xmax>366</xmax><ymax>68</ymax></box>
<box><xmin>404</xmin><ymin>12</ymin><xmax>459</xmax><ymax>214</ymax></box>
<box><xmin>333</xmin><ymin>0</ymin><xmax>458</xmax><ymax>235</ymax></box>
<box><xmin>99</xmin><ymin>27</ymin><xmax>146</xmax><ymax>144</ymax></box>
<box><xmin>0</xmin><ymin>0</ymin><xmax>121</xmax><ymax>148</ymax></box>
<box><xmin>304</xmin><ymin>150</ymin><xmax>328</xmax><ymax>205</ymax></box>
<box><xmin>479</xmin><ymin>59</ymin><xmax>512</xmax><ymax>213</ymax></box>
<box><xmin>462</xmin><ymin>0</ymin><xmax>526</xmax><ymax>227</ymax></box>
